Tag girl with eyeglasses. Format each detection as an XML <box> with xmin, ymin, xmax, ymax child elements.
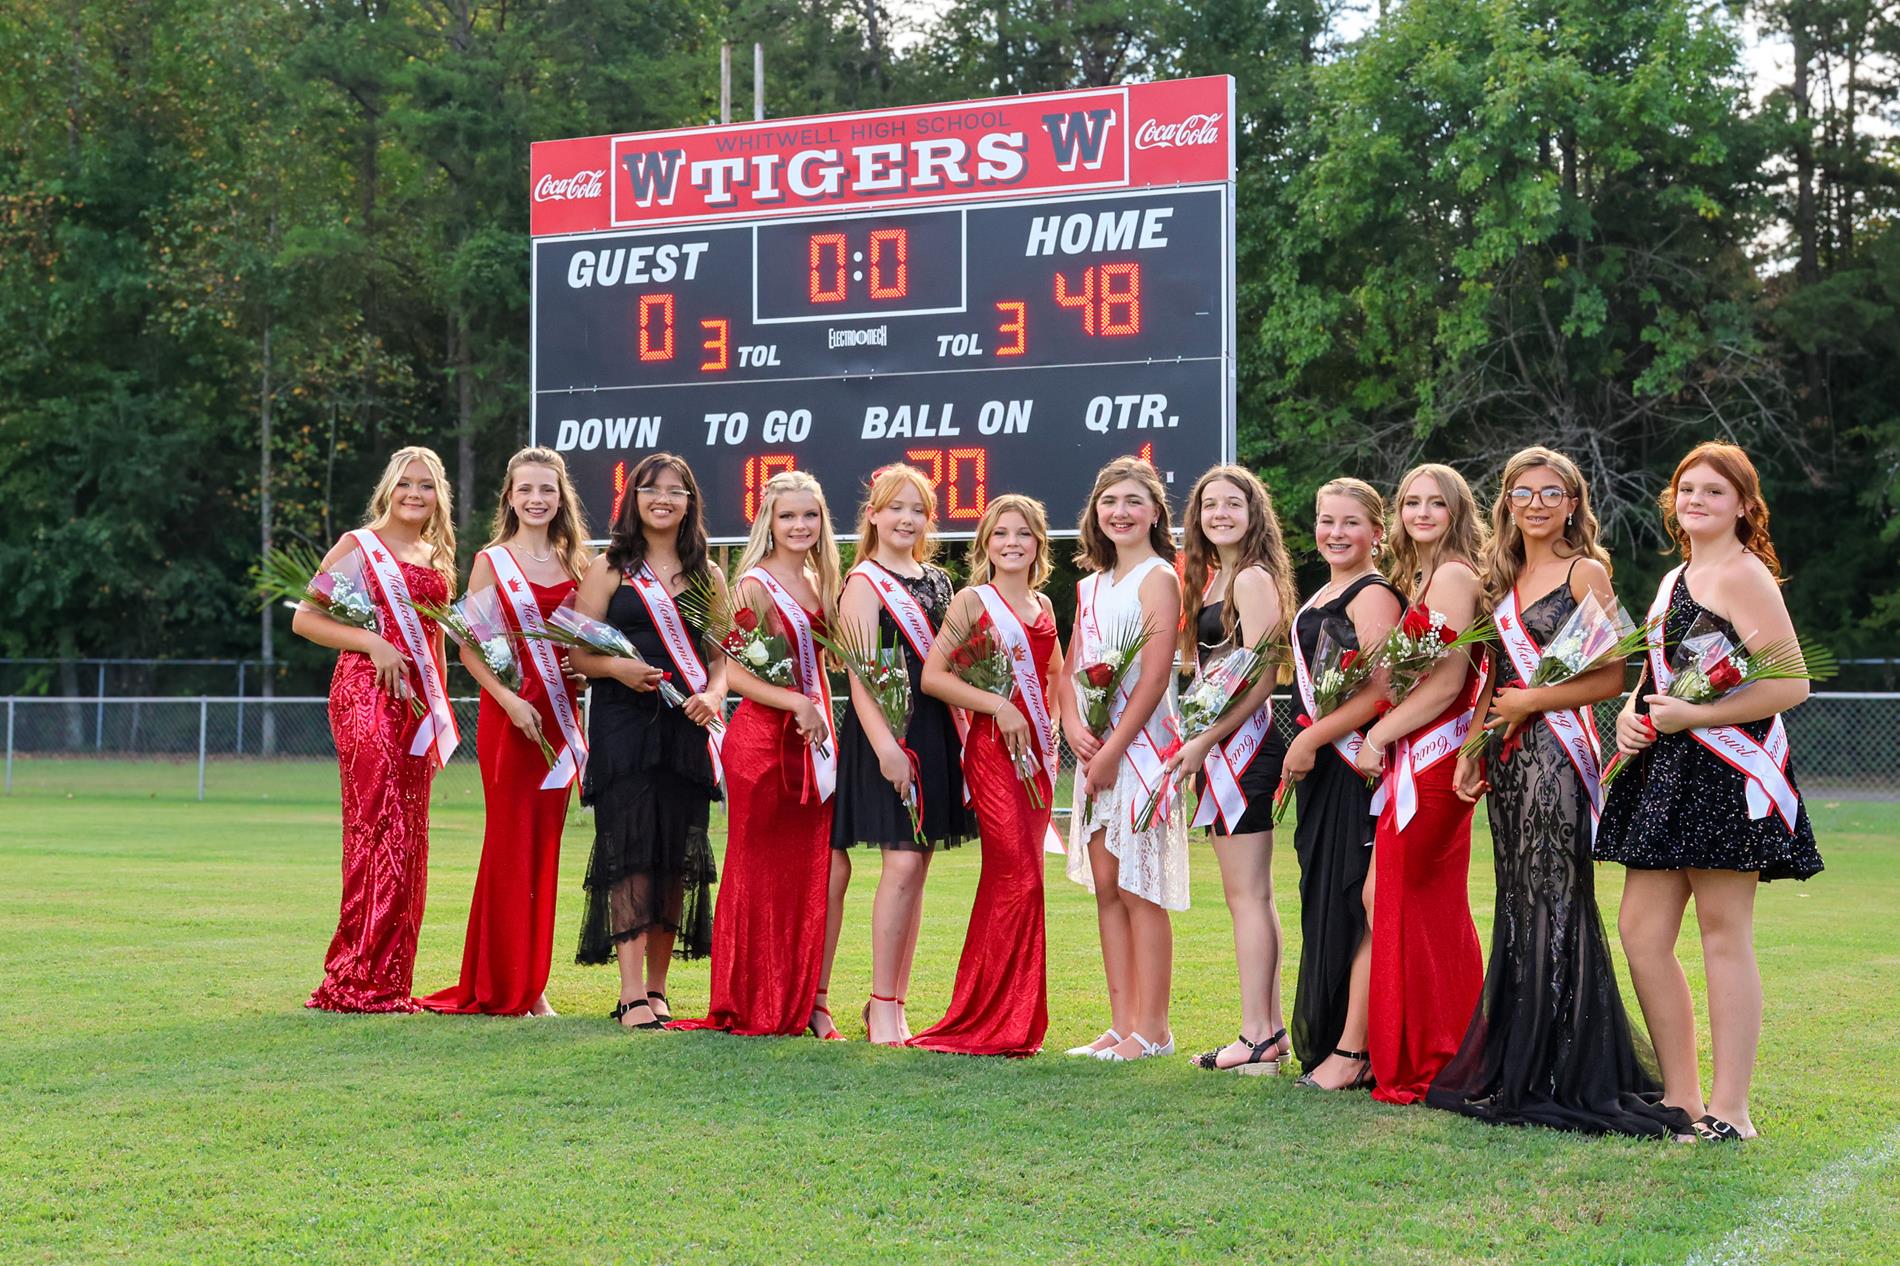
<box><xmin>1428</xmin><ymin>447</ymin><xmax>1688</xmax><ymax>1136</ymax></box>
<box><xmin>566</xmin><ymin>453</ymin><xmax>728</xmax><ymax>1029</ymax></box>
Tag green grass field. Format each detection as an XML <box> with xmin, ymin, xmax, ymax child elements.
<box><xmin>2</xmin><ymin>758</ymin><xmax>1896</xmax><ymax>1264</ymax></box>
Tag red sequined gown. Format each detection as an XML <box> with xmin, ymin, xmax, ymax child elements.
<box><xmin>421</xmin><ymin>575</ymin><xmax>578</xmax><ymax>1017</ymax></box>
<box><xmin>671</xmin><ymin>611</ymin><xmax>833</xmax><ymax>1036</ymax></box>
<box><xmin>1367</xmin><ymin>672</ymin><xmax>1484</xmax><ymax>1102</ymax></box>
<box><xmin>308</xmin><ymin>559</ymin><xmax>447</xmax><ymax>1013</ymax></box>
<box><xmin>909</xmin><ymin>607</ymin><xmax>1058</xmax><ymax>1057</ymax></box>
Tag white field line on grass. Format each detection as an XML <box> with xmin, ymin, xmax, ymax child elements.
<box><xmin>1683</xmin><ymin>1123</ymin><xmax>1900</xmax><ymax>1266</ymax></box>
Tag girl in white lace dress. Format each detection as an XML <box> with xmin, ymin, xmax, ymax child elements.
<box><xmin>1058</xmin><ymin>458</ymin><xmax>1189</xmax><ymax>1062</ymax></box>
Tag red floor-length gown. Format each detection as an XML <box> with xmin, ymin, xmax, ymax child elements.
<box><xmin>308</xmin><ymin>560</ymin><xmax>447</xmax><ymax>1013</ymax></box>
<box><xmin>1368</xmin><ymin>676</ymin><xmax>1484</xmax><ymax>1102</ymax></box>
<box><xmin>909</xmin><ymin>607</ymin><xmax>1058</xmax><ymax>1057</ymax></box>
<box><xmin>670</xmin><ymin>660</ymin><xmax>834</xmax><ymax>1036</ymax></box>
<box><xmin>422</xmin><ymin>575</ymin><xmax>578</xmax><ymax>1017</ymax></box>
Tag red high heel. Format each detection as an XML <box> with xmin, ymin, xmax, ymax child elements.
<box><xmin>862</xmin><ymin>993</ymin><xmax>902</xmax><ymax>1046</ymax></box>
<box><xmin>808</xmin><ymin>990</ymin><xmax>844</xmax><ymax>1041</ymax></box>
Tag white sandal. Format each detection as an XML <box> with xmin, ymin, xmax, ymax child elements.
<box><xmin>1095</xmin><ymin>1031</ymin><xmax>1175</xmax><ymax>1062</ymax></box>
<box><xmin>1064</xmin><ymin>1027</ymin><xmax>1121</xmax><ymax>1056</ymax></box>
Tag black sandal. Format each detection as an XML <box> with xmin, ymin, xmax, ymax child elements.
<box><xmin>1296</xmin><ymin>1046</ymin><xmax>1374</xmax><ymax>1090</ymax></box>
<box><xmin>646</xmin><ymin>990</ymin><xmax>672</xmax><ymax>1022</ymax></box>
<box><xmin>611</xmin><ymin>998</ymin><xmax>662</xmax><ymax>1030</ymax></box>
<box><xmin>1693</xmin><ymin>1115</ymin><xmax>1748</xmax><ymax>1143</ymax></box>
<box><xmin>1192</xmin><ymin>1027</ymin><xmax>1289</xmax><ymax>1075</ymax></box>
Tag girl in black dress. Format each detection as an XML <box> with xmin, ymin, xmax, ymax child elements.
<box><xmin>825</xmin><ymin>464</ymin><xmax>972</xmax><ymax>1044</ymax></box>
<box><xmin>1433</xmin><ymin>446</ymin><xmax>1684</xmax><ymax>1136</ymax></box>
<box><xmin>1169</xmin><ymin>466</ymin><xmax>1297</xmax><ymax>1074</ymax></box>
<box><xmin>568</xmin><ymin>453</ymin><xmax>728</xmax><ymax>1029</ymax></box>
<box><xmin>1282</xmin><ymin>478</ymin><xmax>1402</xmax><ymax>1090</ymax></box>
<box><xmin>1598</xmin><ymin>442</ymin><xmax>1822</xmax><ymax>1143</ymax></box>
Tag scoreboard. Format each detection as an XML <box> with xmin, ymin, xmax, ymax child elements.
<box><xmin>530</xmin><ymin>77</ymin><xmax>1235</xmax><ymax>541</ymax></box>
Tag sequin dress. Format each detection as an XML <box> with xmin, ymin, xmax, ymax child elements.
<box><xmin>1425</xmin><ymin>582</ymin><xmax>1688</xmax><ymax>1136</ymax></box>
<box><xmin>308</xmin><ymin>559</ymin><xmax>446</xmax><ymax>1014</ymax></box>
<box><xmin>1594</xmin><ymin>573</ymin><xmax>1822</xmax><ymax>881</ymax></box>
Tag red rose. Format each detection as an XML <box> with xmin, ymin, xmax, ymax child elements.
<box><xmin>733</xmin><ymin>606</ymin><xmax>759</xmax><ymax>632</ymax></box>
<box><xmin>1295</xmin><ymin>713</ymin><xmax>1314</xmax><ymax>729</ymax></box>
<box><xmin>1438</xmin><ymin>624</ymin><xmax>1458</xmax><ymax>644</ymax></box>
<box><xmin>1400</xmin><ymin>606</ymin><xmax>1433</xmax><ymax>639</ymax></box>
<box><xmin>1374</xmin><ymin>699</ymin><xmax>1393</xmax><ymax>715</ymax></box>
<box><xmin>1340</xmin><ymin>649</ymin><xmax>1359</xmax><ymax>672</ymax></box>
<box><xmin>974</xmin><ymin>611</ymin><xmax>992</xmax><ymax>632</ymax></box>
<box><xmin>308</xmin><ymin>572</ymin><xmax>337</xmax><ymax>601</ymax></box>
<box><xmin>951</xmin><ymin>646</ymin><xmax>975</xmax><ymax>671</ymax></box>
<box><xmin>1084</xmin><ymin>662</ymin><xmax>1115</xmax><ymax>688</ymax></box>
<box><xmin>721</xmin><ymin>630</ymin><xmax>747</xmax><ymax>653</ymax></box>
<box><xmin>1706</xmin><ymin>659</ymin><xmax>1744</xmax><ymax>693</ymax></box>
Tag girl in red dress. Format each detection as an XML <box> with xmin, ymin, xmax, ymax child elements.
<box><xmin>671</xmin><ymin>470</ymin><xmax>843</xmax><ymax>1038</ymax></box>
<box><xmin>421</xmin><ymin>447</ymin><xmax>592</xmax><ymax>1018</ymax></box>
<box><xmin>567</xmin><ymin>453</ymin><xmax>727</xmax><ymax>1029</ymax></box>
<box><xmin>910</xmin><ymin>495</ymin><xmax>1064</xmax><ymax>1057</ymax></box>
<box><xmin>296</xmin><ymin>446</ymin><xmax>459</xmax><ymax>1013</ymax></box>
<box><xmin>1352</xmin><ymin>464</ymin><xmax>1487</xmax><ymax>1102</ymax></box>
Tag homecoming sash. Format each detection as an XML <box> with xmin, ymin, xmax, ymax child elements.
<box><xmin>1188</xmin><ymin>570</ymin><xmax>1273</xmax><ymax>833</ymax></box>
<box><xmin>1388</xmin><ymin>709</ymin><xmax>1472</xmax><ymax>832</ymax></box>
<box><xmin>974</xmin><ymin>585</ymin><xmax>1066</xmax><ymax>855</ymax></box>
<box><xmin>1495</xmin><ymin>588</ymin><xmax>1603</xmax><ymax>835</ymax></box>
<box><xmin>1289</xmin><ymin>588</ymin><xmax>1387</xmax><ymax>816</ymax></box>
<box><xmin>351</xmin><ymin>528</ymin><xmax>458</xmax><ymax>768</ymax></box>
<box><xmin>850</xmin><ymin>560</ymin><xmax>971</xmax><ymax>803</ymax></box>
<box><xmin>1076</xmin><ymin>567</ymin><xmax>1180</xmax><ymax>832</ymax></box>
<box><xmin>1646</xmin><ymin>566</ymin><xmax>1798</xmax><ymax>832</ymax></box>
<box><xmin>744</xmin><ymin>567</ymin><xmax>836</xmax><ymax>803</ymax></box>
<box><xmin>485</xmin><ymin>547</ymin><xmax>587</xmax><ymax>790</ymax></box>
<box><xmin>628</xmin><ymin>562</ymin><xmax>725</xmax><ymax>787</ymax></box>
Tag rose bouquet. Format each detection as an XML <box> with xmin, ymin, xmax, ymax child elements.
<box><xmin>407</xmin><ymin>588</ymin><xmax>557</xmax><ymax>767</ymax></box>
<box><xmin>1599</xmin><ymin>614</ymin><xmax>1836</xmax><ymax>787</ymax></box>
<box><xmin>1382</xmin><ymin>605</ymin><xmax>1496</xmax><ymax>702</ymax></box>
<box><xmin>676</xmin><ymin>573</ymin><xmax>817</xmax><ymax>752</ymax></box>
<box><xmin>1271</xmin><ymin>623</ymin><xmax>1383</xmax><ymax>824</ymax></box>
<box><xmin>939</xmin><ymin>610</ymin><xmax>1044</xmax><ymax>810</ymax></box>
<box><xmin>258</xmin><ymin>543</ymin><xmax>424</xmax><ymax>716</ymax></box>
<box><xmin>1459</xmin><ymin>592</ymin><xmax>1656</xmax><ymax>758</ymax></box>
<box><xmin>1133</xmin><ymin>631</ymin><xmax>1277</xmax><ymax>831</ymax></box>
<box><xmin>521</xmin><ymin>601</ymin><xmax>691</xmax><ymax>713</ymax></box>
<box><xmin>1074</xmin><ymin>617</ymin><xmax>1155</xmax><ymax>828</ymax></box>
<box><xmin>817</xmin><ymin>623</ymin><xmax>925</xmax><ymax>846</ymax></box>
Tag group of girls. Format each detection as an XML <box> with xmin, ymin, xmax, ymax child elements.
<box><xmin>297</xmin><ymin>439</ymin><xmax>1818</xmax><ymax>1144</ymax></box>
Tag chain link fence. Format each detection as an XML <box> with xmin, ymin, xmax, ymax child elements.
<box><xmin>4</xmin><ymin>691</ymin><xmax>1893</xmax><ymax>802</ymax></box>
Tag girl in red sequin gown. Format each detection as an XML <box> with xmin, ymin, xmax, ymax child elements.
<box><xmin>911</xmin><ymin>496</ymin><xmax>1064</xmax><ymax>1057</ymax></box>
<box><xmin>296</xmin><ymin>447</ymin><xmax>459</xmax><ymax>1013</ymax></box>
<box><xmin>671</xmin><ymin>471</ymin><xmax>844</xmax><ymax>1038</ymax></box>
<box><xmin>422</xmin><ymin>449</ymin><xmax>591</xmax><ymax>1017</ymax></box>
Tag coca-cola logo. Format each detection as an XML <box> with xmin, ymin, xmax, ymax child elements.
<box><xmin>534</xmin><ymin>169</ymin><xmax>606</xmax><ymax>202</ymax></box>
<box><xmin>1133</xmin><ymin>113</ymin><xmax>1223</xmax><ymax>150</ymax></box>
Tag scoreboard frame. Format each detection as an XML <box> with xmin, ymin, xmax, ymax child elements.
<box><xmin>529</xmin><ymin>76</ymin><xmax>1237</xmax><ymax>543</ymax></box>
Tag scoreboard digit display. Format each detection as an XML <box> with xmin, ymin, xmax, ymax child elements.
<box><xmin>530</xmin><ymin>76</ymin><xmax>1235</xmax><ymax>541</ymax></box>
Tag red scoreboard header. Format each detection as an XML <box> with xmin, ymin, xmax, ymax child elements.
<box><xmin>530</xmin><ymin>77</ymin><xmax>1236</xmax><ymax>542</ymax></box>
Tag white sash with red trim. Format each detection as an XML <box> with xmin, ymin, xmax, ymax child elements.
<box><xmin>1289</xmin><ymin>587</ymin><xmax>1388</xmax><ymax>816</ymax></box>
<box><xmin>745</xmin><ymin>567</ymin><xmax>836</xmax><ymax>803</ymax></box>
<box><xmin>974</xmin><ymin>585</ymin><xmax>1066</xmax><ymax>854</ymax></box>
<box><xmin>1075</xmin><ymin>564</ymin><xmax>1179</xmax><ymax>831</ymax></box>
<box><xmin>351</xmin><ymin>529</ymin><xmax>458</xmax><ymax>768</ymax></box>
<box><xmin>1192</xmin><ymin>700</ymin><xmax>1272</xmax><ymax>833</ymax></box>
<box><xmin>1646</xmin><ymin>565</ymin><xmax>1798</xmax><ymax>831</ymax></box>
<box><xmin>1388</xmin><ymin>709</ymin><xmax>1471</xmax><ymax>831</ymax></box>
<box><xmin>851</xmin><ymin>560</ymin><xmax>970</xmax><ymax>803</ymax></box>
<box><xmin>1495</xmin><ymin>588</ymin><xmax>1603</xmax><ymax>835</ymax></box>
<box><xmin>629</xmin><ymin>562</ymin><xmax>725</xmax><ymax>787</ymax></box>
<box><xmin>485</xmin><ymin>547</ymin><xmax>586</xmax><ymax>790</ymax></box>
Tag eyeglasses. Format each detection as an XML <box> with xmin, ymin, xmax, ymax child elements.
<box><xmin>636</xmin><ymin>485</ymin><xmax>691</xmax><ymax>502</ymax></box>
<box><xmin>1507</xmin><ymin>486</ymin><xmax>1569</xmax><ymax>508</ymax></box>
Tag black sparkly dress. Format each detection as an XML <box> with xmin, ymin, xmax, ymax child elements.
<box><xmin>1191</xmin><ymin>598</ymin><xmax>1286</xmax><ymax>836</ymax></box>
<box><xmin>1425</xmin><ymin>580</ymin><xmax>1688</xmax><ymax>1137</ymax></box>
<box><xmin>830</xmin><ymin>565</ymin><xmax>973</xmax><ymax>851</ymax></box>
<box><xmin>1289</xmin><ymin>574</ymin><xmax>1401</xmax><ymax>1071</ymax></box>
<box><xmin>575</xmin><ymin>577</ymin><xmax>720</xmax><ymax>964</ymax></box>
<box><xmin>1595</xmin><ymin>573</ymin><xmax>1821</xmax><ymax>881</ymax></box>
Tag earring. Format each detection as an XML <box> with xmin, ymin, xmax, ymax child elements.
<box><xmin>1566</xmin><ymin>513</ymin><xmax>1574</xmax><ymax>527</ymax></box>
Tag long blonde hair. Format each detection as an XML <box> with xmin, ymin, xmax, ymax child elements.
<box><xmin>967</xmin><ymin>494</ymin><xmax>1051</xmax><ymax>590</ymax></box>
<box><xmin>1074</xmin><ymin>456</ymin><xmax>1175</xmax><ymax>572</ymax></box>
<box><xmin>735</xmin><ymin>469</ymin><xmax>842</xmax><ymax>613</ymax></box>
<box><xmin>363</xmin><ymin>445</ymin><xmax>457</xmax><ymax>593</ymax></box>
<box><xmin>1481</xmin><ymin>446</ymin><xmax>1611</xmax><ymax>607</ymax></box>
<box><xmin>1388</xmin><ymin>463</ymin><xmax>1487</xmax><ymax>602</ymax></box>
<box><xmin>487</xmin><ymin>447</ymin><xmax>590</xmax><ymax>581</ymax></box>
<box><xmin>1180</xmin><ymin>465</ymin><xmax>1296</xmax><ymax>659</ymax></box>
<box><xmin>855</xmin><ymin>463</ymin><xmax>938</xmax><ymax>565</ymax></box>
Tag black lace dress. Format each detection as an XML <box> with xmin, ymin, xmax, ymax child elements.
<box><xmin>1425</xmin><ymin>582</ymin><xmax>1689</xmax><ymax>1136</ymax></box>
<box><xmin>829</xmin><ymin>565</ymin><xmax>973</xmax><ymax>851</ymax></box>
<box><xmin>1595</xmin><ymin>573</ymin><xmax>1821</xmax><ymax>881</ymax></box>
<box><xmin>575</xmin><ymin>579</ymin><xmax>720</xmax><ymax>964</ymax></box>
<box><xmin>1289</xmin><ymin>574</ymin><xmax>1401</xmax><ymax>1070</ymax></box>
<box><xmin>1191</xmin><ymin>599</ymin><xmax>1286</xmax><ymax>836</ymax></box>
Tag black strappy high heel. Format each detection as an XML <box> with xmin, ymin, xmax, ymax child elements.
<box><xmin>645</xmin><ymin>990</ymin><xmax>671</xmax><ymax>1023</ymax></box>
<box><xmin>1192</xmin><ymin>1027</ymin><xmax>1290</xmax><ymax>1075</ymax></box>
<box><xmin>1296</xmin><ymin>1046</ymin><xmax>1374</xmax><ymax>1090</ymax></box>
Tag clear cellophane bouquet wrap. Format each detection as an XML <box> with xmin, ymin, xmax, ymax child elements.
<box><xmin>522</xmin><ymin>598</ymin><xmax>692</xmax><ymax>715</ymax></box>
<box><xmin>939</xmin><ymin>610</ymin><xmax>1044</xmax><ymax>810</ymax></box>
<box><xmin>1459</xmin><ymin>591</ymin><xmax>1655</xmax><ymax>759</ymax></box>
<box><xmin>676</xmin><ymin>572</ymin><xmax>816</xmax><ymax>751</ymax></box>
<box><xmin>1599</xmin><ymin>612</ymin><xmax>1836</xmax><ymax>786</ymax></box>
<box><xmin>1382</xmin><ymin>604</ymin><xmax>1496</xmax><ymax>702</ymax></box>
<box><xmin>817</xmin><ymin>624</ymin><xmax>925</xmax><ymax>846</ymax></box>
<box><xmin>408</xmin><ymin>587</ymin><xmax>557</xmax><ymax>767</ymax></box>
<box><xmin>258</xmin><ymin>542</ymin><xmax>423</xmax><ymax>716</ymax></box>
<box><xmin>1134</xmin><ymin>630</ymin><xmax>1277</xmax><ymax>831</ymax></box>
<box><xmin>1074</xmin><ymin>618</ymin><xmax>1155</xmax><ymax>827</ymax></box>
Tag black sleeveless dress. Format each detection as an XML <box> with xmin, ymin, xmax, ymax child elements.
<box><xmin>829</xmin><ymin>565</ymin><xmax>973</xmax><ymax>852</ymax></box>
<box><xmin>1595</xmin><ymin>573</ymin><xmax>1821</xmax><ymax>881</ymax></box>
<box><xmin>1425</xmin><ymin>580</ymin><xmax>1688</xmax><ymax>1136</ymax></box>
<box><xmin>1191</xmin><ymin>598</ymin><xmax>1286</xmax><ymax>836</ymax></box>
<box><xmin>1289</xmin><ymin>573</ymin><xmax>1402</xmax><ymax>1070</ymax></box>
<box><xmin>575</xmin><ymin>578</ymin><xmax>720</xmax><ymax>964</ymax></box>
